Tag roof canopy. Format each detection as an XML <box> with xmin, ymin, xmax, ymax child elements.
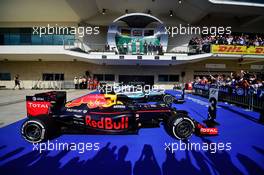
<box><xmin>113</xmin><ymin>13</ymin><xmax>163</xmax><ymax>28</ymax></box>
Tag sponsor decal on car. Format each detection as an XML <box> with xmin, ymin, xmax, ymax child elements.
<box><xmin>65</xmin><ymin>94</ymin><xmax>118</xmax><ymax>109</ymax></box>
<box><xmin>26</xmin><ymin>101</ymin><xmax>51</xmax><ymax>116</ymax></box>
<box><xmin>85</xmin><ymin>115</ymin><xmax>129</xmax><ymax>130</ymax></box>
<box><xmin>200</xmin><ymin>128</ymin><xmax>218</xmax><ymax>135</ymax></box>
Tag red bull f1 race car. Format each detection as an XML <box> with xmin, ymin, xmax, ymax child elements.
<box><xmin>21</xmin><ymin>91</ymin><xmax>218</xmax><ymax>143</ymax></box>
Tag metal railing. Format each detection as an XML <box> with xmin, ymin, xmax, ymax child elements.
<box><xmin>62</xmin><ymin>38</ymin><xmax>211</xmax><ymax>55</ymax></box>
<box><xmin>193</xmin><ymin>87</ymin><xmax>264</xmax><ymax>111</ymax></box>
<box><xmin>31</xmin><ymin>80</ymin><xmax>75</xmax><ymax>90</ymax></box>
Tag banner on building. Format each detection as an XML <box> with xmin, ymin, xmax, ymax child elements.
<box><xmin>211</xmin><ymin>45</ymin><xmax>264</xmax><ymax>55</ymax></box>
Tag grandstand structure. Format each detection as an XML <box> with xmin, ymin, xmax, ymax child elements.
<box><xmin>0</xmin><ymin>0</ymin><xmax>264</xmax><ymax>89</ymax></box>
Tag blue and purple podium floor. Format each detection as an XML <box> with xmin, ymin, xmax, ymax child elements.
<box><xmin>0</xmin><ymin>90</ymin><xmax>263</xmax><ymax>175</ymax></box>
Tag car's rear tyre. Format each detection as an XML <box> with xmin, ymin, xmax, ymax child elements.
<box><xmin>163</xmin><ymin>94</ymin><xmax>175</xmax><ymax>105</ymax></box>
<box><xmin>21</xmin><ymin>117</ymin><xmax>58</xmax><ymax>143</ymax></box>
<box><xmin>166</xmin><ymin>114</ymin><xmax>195</xmax><ymax>140</ymax></box>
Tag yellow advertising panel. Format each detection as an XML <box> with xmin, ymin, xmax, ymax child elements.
<box><xmin>211</xmin><ymin>45</ymin><xmax>264</xmax><ymax>55</ymax></box>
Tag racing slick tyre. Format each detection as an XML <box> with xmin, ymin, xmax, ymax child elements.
<box><xmin>163</xmin><ymin>94</ymin><xmax>175</xmax><ymax>106</ymax></box>
<box><xmin>21</xmin><ymin>116</ymin><xmax>58</xmax><ymax>143</ymax></box>
<box><xmin>165</xmin><ymin>114</ymin><xmax>195</xmax><ymax>140</ymax></box>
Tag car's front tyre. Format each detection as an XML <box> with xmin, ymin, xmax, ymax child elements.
<box><xmin>166</xmin><ymin>114</ymin><xmax>195</xmax><ymax>140</ymax></box>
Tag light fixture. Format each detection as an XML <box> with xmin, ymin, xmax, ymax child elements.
<box><xmin>125</xmin><ymin>9</ymin><xmax>128</xmax><ymax>14</ymax></box>
<box><xmin>102</xmin><ymin>8</ymin><xmax>106</xmax><ymax>15</ymax></box>
<box><xmin>169</xmin><ymin>10</ymin><xmax>173</xmax><ymax>17</ymax></box>
<box><xmin>179</xmin><ymin>0</ymin><xmax>182</xmax><ymax>4</ymax></box>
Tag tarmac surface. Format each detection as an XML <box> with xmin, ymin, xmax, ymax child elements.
<box><xmin>0</xmin><ymin>90</ymin><xmax>263</xmax><ymax>175</ymax></box>
<box><xmin>0</xmin><ymin>90</ymin><xmax>92</xmax><ymax>127</ymax></box>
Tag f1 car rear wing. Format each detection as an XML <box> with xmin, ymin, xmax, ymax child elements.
<box><xmin>26</xmin><ymin>91</ymin><xmax>66</xmax><ymax>117</ymax></box>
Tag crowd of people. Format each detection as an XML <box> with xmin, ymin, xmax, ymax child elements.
<box><xmin>74</xmin><ymin>76</ymin><xmax>99</xmax><ymax>90</ymax></box>
<box><xmin>194</xmin><ymin>70</ymin><xmax>264</xmax><ymax>90</ymax></box>
<box><xmin>189</xmin><ymin>33</ymin><xmax>264</xmax><ymax>54</ymax></box>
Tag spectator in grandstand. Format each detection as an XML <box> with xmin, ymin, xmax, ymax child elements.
<box><xmin>195</xmin><ymin>76</ymin><xmax>201</xmax><ymax>83</ymax></box>
<box><xmin>227</xmin><ymin>35</ymin><xmax>233</xmax><ymax>45</ymax></box>
<box><xmin>74</xmin><ymin>77</ymin><xmax>78</xmax><ymax>89</ymax></box>
<box><xmin>200</xmin><ymin>76</ymin><xmax>208</xmax><ymax>84</ymax></box>
<box><xmin>193</xmin><ymin>70</ymin><xmax>263</xmax><ymax>91</ymax></box>
<box><xmin>189</xmin><ymin>33</ymin><xmax>264</xmax><ymax>54</ymax></box>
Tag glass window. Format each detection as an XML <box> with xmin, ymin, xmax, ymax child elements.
<box><xmin>169</xmin><ymin>75</ymin><xmax>179</xmax><ymax>82</ymax></box>
<box><xmin>53</xmin><ymin>35</ymin><xmax>64</xmax><ymax>45</ymax></box>
<box><xmin>93</xmin><ymin>74</ymin><xmax>104</xmax><ymax>81</ymax></box>
<box><xmin>132</xmin><ymin>30</ymin><xmax>143</xmax><ymax>37</ymax></box>
<box><xmin>63</xmin><ymin>35</ymin><xmax>75</xmax><ymax>45</ymax></box>
<box><xmin>158</xmin><ymin>75</ymin><xmax>179</xmax><ymax>82</ymax></box>
<box><xmin>31</xmin><ymin>35</ymin><xmax>42</xmax><ymax>45</ymax></box>
<box><xmin>42</xmin><ymin>35</ymin><xmax>53</xmax><ymax>45</ymax></box>
<box><xmin>4</xmin><ymin>34</ymin><xmax>10</xmax><ymax>44</ymax></box>
<box><xmin>20</xmin><ymin>33</ymin><xmax>31</xmax><ymax>44</ymax></box>
<box><xmin>55</xmin><ymin>74</ymin><xmax>64</xmax><ymax>81</ymax></box>
<box><xmin>9</xmin><ymin>34</ymin><xmax>20</xmax><ymax>45</ymax></box>
<box><xmin>42</xmin><ymin>73</ymin><xmax>64</xmax><ymax>81</ymax></box>
<box><xmin>20</xmin><ymin>28</ymin><xmax>32</xmax><ymax>34</ymax></box>
<box><xmin>121</xmin><ymin>29</ymin><xmax>131</xmax><ymax>36</ymax></box>
<box><xmin>105</xmin><ymin>74</ymin><xmax>115</xmax><ymax>81</ymax></box>
<box><xmin>144</xmin><ymin>30</ymin><xmax>154</xmax><ymax>36</ymax></box>
<box><xmin>93</xmin><ymin>74</ymin><xmax>115</xmax><ymax>81</ymax></box>
<box><xmin>0</xmin><ymin>73</ymin><xmax>11</xmax><ymax>80</ymax></box>
<box><xmin>0</xmin><ymin>28</ymin><xmax>74</xmax><ymax>45</ymax></box>
<box><xmin>0</xmin><ymin>34</ymin><xmax>4</xmax><ymax>45</ymax></box>
<box><xmin>158</xmin><ymin>75</ymin><xmax>169</xmax><ymax>82</ymax></box>
<box><xmin>43</xmin><ymin>73</ymin><xmax>53</xmax><ymax>81</ymax></box>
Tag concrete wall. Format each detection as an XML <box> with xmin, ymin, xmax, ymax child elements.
<box><xmin>0</xmin><ymin>61</ymin><xmax>183</xmax><ymax>89</ymax></box>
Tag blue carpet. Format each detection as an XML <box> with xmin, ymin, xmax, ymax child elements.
<box><xmin>0</xmin><ymin>90</ymin><xmax>263</xmax><ymax>175</ymax></box>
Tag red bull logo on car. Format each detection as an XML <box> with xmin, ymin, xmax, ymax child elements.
<box><xmin>85</xmin><ymin>115</ymin><xmax>129</xmax><ymax>130</ymax></box>
<box><xmin>65</xmin><ymin>94</ymin><xmax>118</xmax><ymax>109</ymax></box>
